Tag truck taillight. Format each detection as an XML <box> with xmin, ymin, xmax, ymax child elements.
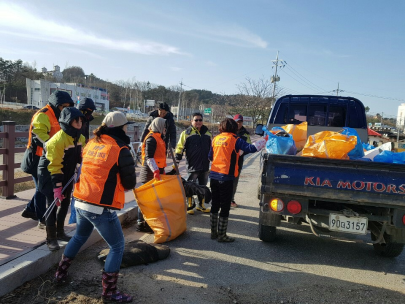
<box><xmin>287</xmin><ymin>200</ymin><xmax>302</xmax><ymax>214</ymax></box>
<box><xmin>270</xmin><ymin>198</ymin><xmax>284</xmax><ymax>212</ymax></box>
<box><xmin>403</xmin><ymin>215</ymin><xmax>405</xmax><ymax>225</ymax></box>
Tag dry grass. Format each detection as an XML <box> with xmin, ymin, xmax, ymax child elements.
<box><xmin>0</xmin><ymin>171</ymin><xmax>35</xmax><ymax>196</ymax></box>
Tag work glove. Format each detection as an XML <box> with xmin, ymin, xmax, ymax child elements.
<box><xmin>253</xmin><ymin>138</ymin><xmax>266</xmax><ymax>151</ymax></box>
<box><xmin>153</xmin><ymin>170</ymin><xmax>161</xmax><ymax>181</ymax></box>
<box><xmin>175</xmin><ymin>153</ymin><xmax>182</xmax><ymax>162</ymax></box>
<box><xmin>53</xmin><ymin>187</ymin><xmax>65</xmax><ymax>207</ymax></box>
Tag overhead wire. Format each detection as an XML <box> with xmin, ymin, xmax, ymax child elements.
<box><xmin>284</xmin><ymin>64</ymin><xmax>327</xmax><ymax>92</ymax></box>
<box><xmin>279</xmin><ymin>69</ymin><xmax>319</xmax><ymax>93</ymax></box>
<box><xmin>344</xmin><ymin>90</ymin><xmax>405</xmax><ymax>103</ymax></box>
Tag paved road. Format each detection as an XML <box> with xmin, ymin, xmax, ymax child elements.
<box><xmin>2</xmin><ymin>152</ymin><xmax>405</xmax><ymax>303</ymax></box>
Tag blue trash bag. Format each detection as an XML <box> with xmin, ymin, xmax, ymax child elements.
<box><xmin>69</xmin><ymin>198</ymin><xmax>76</xmax><ymax>224</ymax></box>
<box><xmin>362</xmin><ymin>142</ymin><xmax>375</xmax><ymax>151</ymax></box>
<box><xmin>342</xmin><ymin>127</ymin><xmax>364</xmax><ymax>159</ymax></box>
<box><xmin>374</xmin><ymin>151</ymin><xmax>405</xmax><ymax>164</ymax></box>
<box><xmin>262</xmin><ymin>126</ymin><xmax>297</xmax><ymax>155</ymax></box>
<box><xmin>68</xmin><ymin>164</ymin><xmax>82</xmax><ymax>224</ymax></box>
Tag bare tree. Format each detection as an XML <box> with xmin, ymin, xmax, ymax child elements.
<box><xmin>236</xmin><ymin>77</ymin><xmax>274</xmax><ymax>125</ymax></box>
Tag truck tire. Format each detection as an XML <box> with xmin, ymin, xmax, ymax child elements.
<box><xmin>259</xmin><ymin>224</ymin><xmax>277</xmax><ymax>242</ymax></box>
<box><xmin>371</xmin><ymin>233</ymin><xmax>404</xmax><ymax>258</ymax></box>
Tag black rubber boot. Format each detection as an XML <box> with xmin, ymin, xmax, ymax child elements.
<box><xmin>101</xmin><ymin>271</ymin><xmax>133</xmax><ymax>302</ymax></box>
<box><xmin>57</xmin><ymin>223</ymin><xmax>72</xmax><ymax>242</ymax></box>
<box><xmin>46</xmin><ymin>226</ymin><xmax>60</xmax><ymax>251</ymax></box>
<box><xmin>136</xmin><ymin>221</ymin><xmax>153</xmax><ymax>233</ymax></box>
<box><xmin>210</xmin><ymin>213</ymin><xmax>218</xmax><ymax>239</ymax></box>
<box><xmin>54</xmin><ymin>255</ymin><xmax>73</xmax><ymax>285</ymax></box>
<box><xmin>217</xmin><ymin>217</ymin><xmax>235</xmax><ymax>243</ymax></box>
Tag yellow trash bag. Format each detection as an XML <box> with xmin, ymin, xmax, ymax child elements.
<box><xmin>133</xmin><ymin>175</ymin><xmax>187</xmax><ymax>244</ymax></box>
<box><xmin>282</xmin><ymin>121</ymin><xmax>308</xmax><ymax>150</ymax></box>
<box><xmin>301</xmin><ymin>131</ymin><xmax>357</xmax><ymax>160</ymax></box>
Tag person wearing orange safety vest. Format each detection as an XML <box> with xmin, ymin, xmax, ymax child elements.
<box><xmin>20</xmin><ymin>90</ymin><xmax>74</xmax><ymax>227</ymax></box>
<box><xmin>54</xmin><ymin>111</ymin><xmax>136</xmax><ymax>303</ymax></box>
<box><xmin>137</xmin><ymin>117</ymin><xmax>167</xmax><ymax>232</ymax></box>
<box><xmin>208</xmin><ymin>118</ymin><xmax>266</xmax><ymax>243</ymax></box>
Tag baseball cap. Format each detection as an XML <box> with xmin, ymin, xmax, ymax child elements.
<box><xmin>103</xmin><ymin>111</ymin><xmax>135</xmax><ymax>128</ymax></box>
<box><xmin>233</xmin><ymin>114</ymin><xmax>243</xmax><ymax>122</ymax></box>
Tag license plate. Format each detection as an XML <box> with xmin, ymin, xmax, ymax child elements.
<box><xmin>329</xmin><ymin>213</ymin><xmax>368</xmax><ymax>235</ymax></box>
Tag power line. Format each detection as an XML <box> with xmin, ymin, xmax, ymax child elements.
<box><xmin>344</xmin><ymin>90</ymin><xmax>405</xmax><ymax>102</ymax></box>
<box><xmin>284</xmin><ymin>64</ymin><xmax>327</xmax><ymax>92</ymax></box>
<box><xmin>279</xmin><ymin>68</ymin><xmax>320</xmax><ymax>93</ymax></box>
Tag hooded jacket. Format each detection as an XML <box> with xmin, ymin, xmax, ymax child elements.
<box><xmin>175</xmin><ymin>125</ymin><xmax>212</xmax><ymax>172</ymax></box>
<box><xmin>21</xmin><ymin>91</ymin><xmax>74</xmax><ymax>175</ymax></box>
<box><xmin>37</xmin><ymin>107</ymin><xmax>85</xmax><ymax>191</ymax></box>
<box><xmin>141</xmin><ymin>109</ymin><xmax>177</xmax><ymax>149</ymax></box>
<box><xmin>78</xmin><ymin>97</ymin><xmax>96</xmax><ymax>140</ymax></box>
<box><xmin>236</xmin><ymin>126</ymin><xmax>251</xmax><ymax>168</ymax></box>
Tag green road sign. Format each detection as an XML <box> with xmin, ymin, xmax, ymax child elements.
<box><xmin>204</xmin><ymin>108</ymin><xmax>211</xmax><ymax>114</ymax></box>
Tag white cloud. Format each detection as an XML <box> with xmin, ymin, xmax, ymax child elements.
<box><xmin>0</xmin><ymin>3</ymin><xmax>184</xmax><ymax>56</ymax></box>
<box><xmin>169</xmin><ymin>66</ymin><xmax>183</xmax><ymax>72</ymax></box>
<box><xmin>63</xmin><ymin>48</ymin><xmax>106</xmax><ymax>60</ymax></box>
<box><xmin>200</xmin><ymin>24</ymin><xmax>268</xmax><ymax>49</ymax></box>
<box><xmin>206</xmin><ymin>61</ymin><xmax>217</xmax><ymax>67</ymax></box>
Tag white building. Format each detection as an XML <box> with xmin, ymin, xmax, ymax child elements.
<box><xmin>41</xmin><ymin>65</ymin><xmax>63</xmax><ymax>81</ymax></box>
<box><xmin>26</xmin><ymin>78</ymin><xmax>109</xmax><ymax>112</ymax></box>
<box><xmin>397</xmin><ymin>103</ymin><xmax>405</xmax><ymax>129</ymax></box>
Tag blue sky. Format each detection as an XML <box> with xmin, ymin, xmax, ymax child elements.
<box><xmin>1</xmin><ymin>0</ymin><xmax>404</xmax><ymax>117</ymax></box>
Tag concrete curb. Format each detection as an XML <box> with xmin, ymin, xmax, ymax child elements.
<box><xmin>0</xmin><ymin>201</ymin><xmax>138</xmax><ymax>297</ymax></box>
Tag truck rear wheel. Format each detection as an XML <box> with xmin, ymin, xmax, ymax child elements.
<box><xmin>371</xmin><ymin>233</ymin><xmax>404</xmax><ymax>258</ymax></box>
<box><xmin>259</xmin><ymin>224</ymin><xmax>277</xmax><ymax>242</ymax></box>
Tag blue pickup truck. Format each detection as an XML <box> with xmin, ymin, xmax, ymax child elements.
<box><xmin>256</xmin><ymin>95</ymin><xmax>405</xmax><ymax>257</ymax></box>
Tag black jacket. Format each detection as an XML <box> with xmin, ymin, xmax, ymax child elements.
<box><xmin>141</xmin><ymin>110</ymin><xmax>177</xmax><ymax>149</ymax></box>
<box><xmin>103</xmin><ymin>128</ymin><xmax>137</xmax><ymax>191</ymax></box>
<box><xmin>236</xmin><ymin>126</ymin><xmax>250</xmax><ymax>168</ymax></box>
<box><xmin>175</xmin><ymin>125</ymin><xmax>212</xmax><ymax>172</ymax></box>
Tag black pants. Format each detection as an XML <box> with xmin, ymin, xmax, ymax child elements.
<box><xmin>41</xmin><ymin>181</ymin><xmax>73</xmax><ymax>227</ymax></box>
<box><xmin>210</xmin><ymin>179</ymin><xmax>233</xmax><ymax>218</ymax></box>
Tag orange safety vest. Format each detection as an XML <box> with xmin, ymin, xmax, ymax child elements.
<box><xmin>27</xmin><ymin>104</ymin><xmax>61</xmax><ymax>156</ymax></box>
<box><xmin>73</xmin><ymin>135</ymin><xmax>127</xmax><ymax>210</ymax></box>
<box><xmin>141</xmin><ymin>131</ymin><xmax>167</xmax><ymax>169</ymax></box>
<box><xmin>211</xmin><ymin>132</ymin><xmax>240</xmax><ymax>177</ymax></box>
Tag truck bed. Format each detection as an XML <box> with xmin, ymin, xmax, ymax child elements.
<box><xmin>260</xmin><ymin>154</ymin><xmax>405</xmax><ymax>208</ymax></box>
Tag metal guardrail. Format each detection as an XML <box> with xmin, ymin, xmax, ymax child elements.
<box><xmin>0</xmin><ymin>121</ymin><xmax>139</xmax><ymax>199</ymax></box>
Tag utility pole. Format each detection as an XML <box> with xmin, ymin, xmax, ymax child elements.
<box><xmin>332</xmin><ymin>82</ymin><xmax>344</xmax><ymax>96</ymax></box>
<box><xmin>271</xmin><ymin>51</ymin><xmax>286</xmax><ymax>106</ymax></box>
<box><xmin>176</xmin><ymin>80</ymin><xmax>183</xmax><ymax>122</ymax></box>
<box><xmin>397</xmin><ymin>115</ymin><xmax>401</xmax><ymax>150</ymax></box>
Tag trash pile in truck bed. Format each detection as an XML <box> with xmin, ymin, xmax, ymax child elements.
<box><xmin>263</xmin><ymin>122</ymin><xmax>405</xmax><ymax>164</ymax></box>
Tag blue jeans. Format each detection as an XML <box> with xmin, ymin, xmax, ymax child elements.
<box><xmin>26</xmin><ymin>174</ymin><xmax>46</xmax><ymax>221</ymax></box>
<box><xmin>64</xmin><ymin>208</ymin><xmax>125</xmax><ymax>273</ymax></box>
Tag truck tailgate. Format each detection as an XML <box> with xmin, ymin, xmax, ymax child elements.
<box><xmin>261</xmin><ymin>154</ymin><xmax>405</xmax><ymax>207</ymax></box>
